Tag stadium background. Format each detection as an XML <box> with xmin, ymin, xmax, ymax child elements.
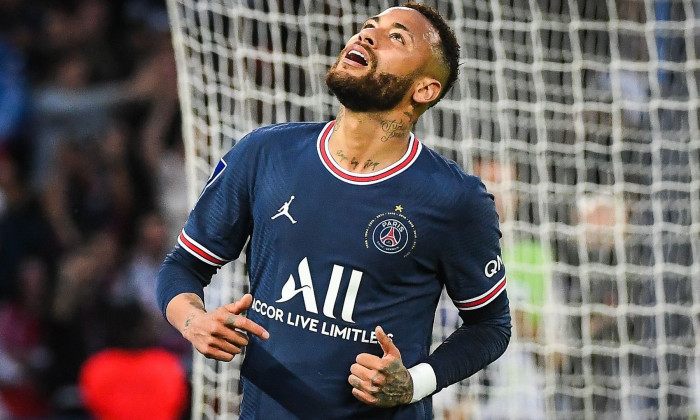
<box><xmin>0</xmin><ymin>0</ymin><xmax>698</xmax><ymax>419</ymax></box>
<box><xmin>0</xmin><ymin>0</ymin><xmax>192</xmax><ymax>418</ymax></box>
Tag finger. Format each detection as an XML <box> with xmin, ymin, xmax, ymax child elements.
<box><xmin>224</xmin><ymin>313</ymin><xmax>270</xmax><ymax>340</ymax></box>
<box><xmin>224</xmin><ymin>294</ymin><xmax>254</xmax><ymax>314</ymax></box>
<box><xmin>350</xmin><ymin>363</ymin><xmax>376</xmax><ymax>382</ymax></box>
<box><xmin>196</xmin><ymin>343</ymin><xmax>239</xmax><ymax>362</ymax></box>
<box><xmin>351</xmin><ymin>387</ymin><xmax>379</xmax><ymax>405</ymax></box>
<box><xmin>215</xmin><ymin>328</ymin><xmax>250</xmax><ymax>348</ymax></box>
<box><xmin>205</xmin><ymin>349</ymin><xmax>236</xmax><ymax>362</ymax></box>
<box><xmin>376</xmin><ymin>326</ymin><xmax>400</xmax><ymax>358</ymax></box>
<box><xmin>355</xmin><ymin>352</ymin><xmax>383</xmax><ymax>369</ymax></box>
<box><xmin>216</xmin><ymin>331</ymin><xmax>250</xmax><ymax>353</ymax></box>
<box><xmin>348</xmin><ymin>373</ymin><xmax>379</xmax><ymax>394</ymax></box>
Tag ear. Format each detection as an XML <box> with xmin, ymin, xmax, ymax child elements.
<box><xmin>412</xmin><ymin>77</ymin><xmax>442</xmax><ymax>105</ymax></box>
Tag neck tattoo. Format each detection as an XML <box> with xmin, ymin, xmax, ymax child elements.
<box><xmin>380</xmin><ymin>118</ymin><xmax>409</xmax><ymax>142</ymax></box>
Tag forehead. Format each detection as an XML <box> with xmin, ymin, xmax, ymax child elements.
<box><xmin>369</xmin><ymin>7</ymin><xmax>440</xmax><ymax>45</ymax></box>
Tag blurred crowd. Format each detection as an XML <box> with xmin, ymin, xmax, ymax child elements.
<box><xmin>0</xmin><ymin>0</ymin><xmax>192</xmax><ymax>418</ymax></box>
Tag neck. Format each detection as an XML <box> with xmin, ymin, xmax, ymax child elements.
<box><xmin>328</xmin><ymin>107</ymin><xmax>416</xmax><ymax>173</ymax></box>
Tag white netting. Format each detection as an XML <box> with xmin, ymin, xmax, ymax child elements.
<box><xmin>166</xmin><ymin>0</ymin><xmax>700</xmax><ymax>418</ymax></box>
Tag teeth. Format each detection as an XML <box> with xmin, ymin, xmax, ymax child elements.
<box><xmin>348</xmin><ymin>50</ymin><xmax>367</xmax><ymax>64</ymax></box>
<box><xmin>349</xmin><ymin>50</ymin><xmax>365</xmax><ymax>60</ymax></box>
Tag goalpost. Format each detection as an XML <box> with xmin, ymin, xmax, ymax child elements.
<box><xmin>165</xmin><ymin>0</ymin><xmax>700</xmax><ymax>418</ymax></box>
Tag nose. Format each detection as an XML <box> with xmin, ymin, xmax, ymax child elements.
<box><xmin>357</xmin><ymin>28</ymin><xmax>375</xmax><ymax>46</ymax></box>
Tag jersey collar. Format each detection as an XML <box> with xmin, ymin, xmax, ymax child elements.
<box><xmin>317</xmin><ymin>120</ymin><xmax>422</xmax><ymax>185</ymax></box>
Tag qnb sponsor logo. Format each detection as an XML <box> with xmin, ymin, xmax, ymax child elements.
<box><xmin>484</xmin><ymin>255</ymin><xmax>503</xmax><ymax>278</ymax></box>
<box><xmin>276</xmin><ymin>257</ymin><xmax>362</xmax><ymax>323</ymax></box>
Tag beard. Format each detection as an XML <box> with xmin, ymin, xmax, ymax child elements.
<box><xmin>325</xmin><ymin>60</ymin><xmax>415</xmax><ymax>112</ymax></box>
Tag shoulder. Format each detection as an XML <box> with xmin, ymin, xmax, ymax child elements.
<box><xmin>417</xmin><ymin>146</ymin><xmax>491</xmax><ymax>211</ymax></box>
<box><xmin>418</xmin><ymin>145</ymin><xmax>476</xmax><ymax>184</ymax></box>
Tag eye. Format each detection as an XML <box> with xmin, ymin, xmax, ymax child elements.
<box><xmin>390</xmin><ymin>33</ymin><xmax>405</xmax><ymax>44</ymax></box>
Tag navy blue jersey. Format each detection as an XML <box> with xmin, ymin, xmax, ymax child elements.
<box><xmin>169</xmin><ymin>121</ymin><xmax>507</xmax><ymax>419</ymax></box>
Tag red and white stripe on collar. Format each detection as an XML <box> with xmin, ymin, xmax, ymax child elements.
<box><xmin>317</xmin><ymin>120</ymin><xmax>422</xmax><ymax>185</ymax></box>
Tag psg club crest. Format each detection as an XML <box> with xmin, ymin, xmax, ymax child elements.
<box><xmin>365</xmin><ymin>208</ymin><xmax>417</xmax><ymax>257</ymax></box>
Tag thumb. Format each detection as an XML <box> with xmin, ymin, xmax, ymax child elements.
<box><xmin>376</xmin><ymin>326</ymin><xmax>400</xmax><ymax>359</ymax></box>
<box><xmin>225</xmin><ymin>294</ymin><xmax>253</xmax><ymax>315</ymax></box>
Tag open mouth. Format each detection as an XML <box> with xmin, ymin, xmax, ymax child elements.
<box><xmin>345</xmin><ymin>50</ymin><xmax>368</xmax><ymax>66</ymax></box>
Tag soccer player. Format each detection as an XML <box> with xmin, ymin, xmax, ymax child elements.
<box><xmin>156</xmin><ymin>3</ymin><xmax>511</xmax><ymax>419</ymax></box>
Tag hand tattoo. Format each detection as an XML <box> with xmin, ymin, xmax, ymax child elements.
<box><xmin>374</xmin><ymin>360</ymin><xmax>413</xmax><ymax>407</ymax></box>
<box><xmin>225</xmin><ymin>314</ymin><xmax>238</xmax><ymax>327</ymax></box>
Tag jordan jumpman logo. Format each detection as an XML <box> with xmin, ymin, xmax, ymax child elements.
<box><xmin>271</xmin><ymin>195</ymin><xmax>297</xmax><ymax>224</ymax></box>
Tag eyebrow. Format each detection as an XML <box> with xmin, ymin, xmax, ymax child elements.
<box><xmin>365</xmin><ymin>16</ymin><xmax>416</xmax><ymax>43</ymax></box>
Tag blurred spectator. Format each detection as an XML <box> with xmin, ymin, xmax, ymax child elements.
<box><xmin>577</xmin><ymin>193</ymin><xmax>623</xmax><ymax>346</ymax></box>
<box><xmin>563</xmin><ymin>192</ymin><xmax>628</xmax><ymax>414</ymax></box>
<box><xmin>0</xmin><ymin>148</ymin><xmax>59</xmax><ymax>301</ymax></box>
<box><xmin>0</xmin><ymin>256</ymin><xmax>54</xmax><ymax>418</ymax></box>
<box><xmin>114</xmin><ymin>211</ymin><xmax>191</xmax><ymax>365</ymax></box>
<box><xmin>47</xmin><ymin>229</ymin><xmax>124</xmax><ymax>415</ymax></box>
<box><xmin>41</xmin><ymin>118</ymin><xmax>156</xmax><ymax>248</ymax></box>
<box><xmin>0</xmin><ymin>37</ymin><xmax>30</xmax><ymax>147</ymax></box>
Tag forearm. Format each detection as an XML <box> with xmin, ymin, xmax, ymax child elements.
<box><xmin>406</xmin><ymin>319</ymin><xmax>510</xmax><ymax>402</ymax></box>
<box><xmin>427</xmin><ymin>317</ymin><xmax>510</xmax><ymax>391</ymax></box>
<box><xmin>427</xmin><ymin>293</ymin><xmax>511</xmax><ymax>392</ymax></box>
<box><xmin>156</xmin><ymin>246</ymin><xmax>217</xmax><ymax>317</ymax></box>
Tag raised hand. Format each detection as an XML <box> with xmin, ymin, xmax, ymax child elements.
<box><xmin>348</xmin><ymin>326</ymin><xmax>413</xmax><ymax>407</ymax></box>
<box><xmin>181</xmin><ymin>293</ymin><xmax>269</xmax><ymax>362</ymax></box>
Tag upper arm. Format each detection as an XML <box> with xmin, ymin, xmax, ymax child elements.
<box><xmin>177</xmin><ymin>138</ymin><xmax>258</xmax><ymax>267</ymax></box>
<box><xmin>437</xmin><ymin>176</ymin><xmax>508</xmax><ymax>320</ymax></box>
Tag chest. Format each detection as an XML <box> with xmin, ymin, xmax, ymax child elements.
<box><xmin>252</xmin><ymin>163</ymin><xmax>435</xmax><ymax>261</ymax></box>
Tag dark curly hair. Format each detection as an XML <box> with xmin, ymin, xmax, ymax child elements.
<box><xmin>402</xmin><ymin>2</ymin><xmax>460</xmax><ymax>106</ymax></box>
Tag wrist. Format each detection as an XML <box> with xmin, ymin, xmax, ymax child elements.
<box><xmin>407</xmin><ymin>363</ymin><xmax>437</xmax><ymax>403</ymax></box>
<box><xmin>166</xmin><ymin>293</ymin><xmax>206</xmax><ymax>333</ymax></box>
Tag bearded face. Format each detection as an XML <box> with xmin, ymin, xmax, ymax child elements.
<box><xmin>325</xmin><ymin>52</ymin><xmax>416</xmax><ymax>112</ymax></box>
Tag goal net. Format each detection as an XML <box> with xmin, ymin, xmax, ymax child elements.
<box><xmin>165</xmin><ymin>0</ymin><xmax>700</xmax><ymax>418</ymax></box>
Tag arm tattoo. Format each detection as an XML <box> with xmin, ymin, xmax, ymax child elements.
<box><xmin>189</xmin><ymin>300</ymin><xmax>205</xmax><ymax>311</ymax></box>
<box><xmin>184</xmin><ymin>314</ymin><xmax>195</xmax><ymax>329</ymax></box>
<box><xmin>375</xmin><ymin>360</ymin><xmax>413</xmax><ymax>407</ymax></box>
<box><xmin>184</xmin><ymin>300</ymin><xmax>204</xmax><ymax>329</ymax></box>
